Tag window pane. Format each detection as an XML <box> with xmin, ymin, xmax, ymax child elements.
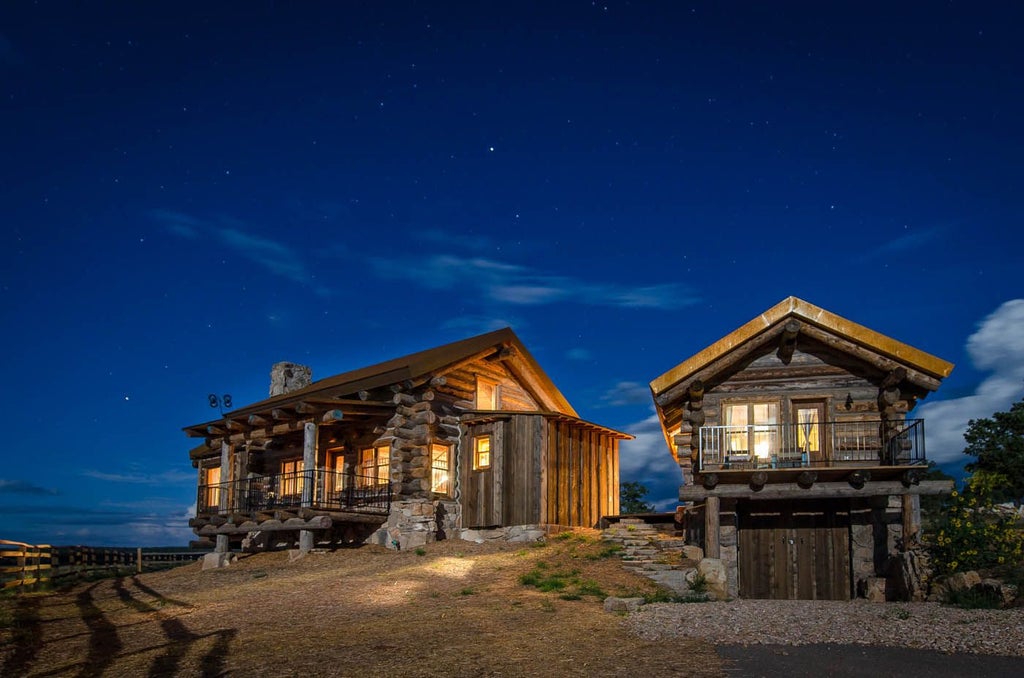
<box><xmin>475</xmin><ymin>436</ymin><xmax>491</xmax><ymax>469</ymax></box>
<box><xmin>797</xmin><ymin>408</ymin><xmax>820</xmax><ymax>453</ymax></box>
<box><xmin>476</xmin><ymin>377</ymin><xmax>498</xmax><ymax>409</ymax></box>
<box><xmin>431</xmin><ymin>443</ymin><xmax>450</xmax><ymax>494</ymax></box>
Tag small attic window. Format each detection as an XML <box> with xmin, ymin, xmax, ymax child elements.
<box><xmin>476</xmin><ymin>376</ymin><xmax>499</xmax><ymax>410</ymax></box>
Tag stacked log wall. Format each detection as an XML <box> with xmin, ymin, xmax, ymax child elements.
<box><xmin>433</xmin><ymin>360</ymin><xmax>539</xmax><ymax>411</ymax></box>
<box><xmin>671</xmin><ymin>344</ymin><xmax>914</xmax><ymax>466</ymax></box>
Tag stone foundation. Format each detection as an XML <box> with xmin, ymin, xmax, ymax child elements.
<box><xmin>367</xmin><ymin>499</ymin><xmax>461</xmax><ymax>550</ymax></box>
<box><xmin>459</xmin><ymin>524</ymin><xmax>546</xmax><ymax>543</ymax></box>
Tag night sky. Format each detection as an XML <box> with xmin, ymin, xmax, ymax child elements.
<box><xmin>3</xmin><ymin>2</ymin><xmax>1023</xmax><ymax>546</ymax></box>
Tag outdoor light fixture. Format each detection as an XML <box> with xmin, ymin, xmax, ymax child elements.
<box><xmin>845</xmin><ymin>393</ymin><xmax>854</xmax><ymax>410</ymax></box>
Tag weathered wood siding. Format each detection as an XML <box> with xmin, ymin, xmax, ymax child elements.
<box><xmin>737</xmin><ymin>499</ymin><xmax>852</xmax><ymax>600</ymax></box>
<box><xmin>460</xmin><ymin>414</ymin><xmax>620</xmax><ymax>529</ymax></box>
<box><xmin>544</xmin><ymin>419</ymin><xmax>619</xmax><ymax>528</ymax></box>
<box><xmin>434</xmin><ymin>360</ymin><xmax>540</xmax><ymax>411</ymax></box>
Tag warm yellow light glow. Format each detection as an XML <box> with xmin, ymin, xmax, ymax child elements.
<box><xmin>474</xmin><ymin>436</ymin><xmax>491</xmax><ymax>470</ymax></box>
<box><xmin>754</xmin><ymin>439</ymin><xmax>771</xmax><ymax>459</ymax></box>
<box><xmin>430</xmin><ymin>443</ymin><xmax>451</xmax><ymax>494</ymax></box>
<box><xmin>476</xmin><ymin>376</ymin><xmax>498</xmax><ymax>409</ymax></box>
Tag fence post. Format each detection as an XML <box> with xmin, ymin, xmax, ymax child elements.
<box><xmin>137</xmin><ymin>547</ymin><xmax>143</xmax><ymax>574</ymax></box>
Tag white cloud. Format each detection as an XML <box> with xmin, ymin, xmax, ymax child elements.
<box><xmin>155</xmin><ymin>209</ymin><xmax>316</xmax><ymax>289</ymax></box>
<box><xmin>599</xmin><ymin>381</ymin><xmax>651</xmax><ymax>407</ymax></box>
<box><xmin>917</xmin><ymin>299</ymin><xmax>1024</xmax><ymax>465</ymax></box>
<box><xmin>371</xmin><ymin>253</ymin><xmax>696</xmax><ymax>310</ymax></box>
<box><xmin>618</xmin><ymin>412</ymin><xmax>682</xmax><ymax>510</ymax></box>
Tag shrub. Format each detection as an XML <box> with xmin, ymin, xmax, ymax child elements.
<box><xmin>929</xmin><ymin>472</ymin><xmax>1024</xmax><ymax>576</ymax></box>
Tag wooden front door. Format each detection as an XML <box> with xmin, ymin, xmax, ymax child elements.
<box><xmin>738</xmin><ymin>500</ymin><xmax>851</xmax><ymax>600</ymax></box>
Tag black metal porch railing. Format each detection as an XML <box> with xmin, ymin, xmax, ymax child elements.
<box><xmin>697</xmin><ymin>418</ymin><xmax>925</xmax><ymax>472</ymax></box>
<box><xmin>197</xmin><ymin>469</ymin><xmax>391</xmax><ymax>516</ymax></box>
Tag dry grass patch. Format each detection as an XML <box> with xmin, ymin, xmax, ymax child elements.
<box><xmin>0</xmin><ymin>531</ymin><xmax>722</xmax><ymax>677</ymax></box>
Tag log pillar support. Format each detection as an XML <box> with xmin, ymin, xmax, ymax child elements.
<box><xmin>302</xmin><ymin>422</ymin><xmax>317</xmax><ymax>508</ymax></box>
<box><xmin>299</xmin><ymin>529</ymin><xmax>315</xmax><ymax>553</ymax></box>
<box><xmin>901</xmin><ymin>494</ymin><xmax>920</xmax><ymax>548</ymax></box>
<box><xmin>777</xmin><ymin>319</ymin><xmax>801</xmax><ymax>364</ymax></box>
<box><xmin>215</xmin><ymin>534</ymin><xmax>230</xmax><ymax>554</ymax></box>
<box><xmin>705</xmin><ymin>495</ymin><xmax>721</xmax><ymax>559</ymax></box>
<box><xmin>220</xmin><ymin>440</ymin><xmax>231</xmax><ymax>513</ymax></box>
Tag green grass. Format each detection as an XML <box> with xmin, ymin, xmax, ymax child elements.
<box><xmin>519</xmin><ymin>564</ymin><xmax>607</xmax><ymax>600</ymax></box>
<box><xmin>584</xmin><ymin>544</ymin><xmax>623</xmax><ymax>561</ymax></box>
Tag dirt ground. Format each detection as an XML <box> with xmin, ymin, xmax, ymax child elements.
<box><xmin>0</xmin><ymin>532</ymin><xmax>723</xmax><ymax>677</ymax></box>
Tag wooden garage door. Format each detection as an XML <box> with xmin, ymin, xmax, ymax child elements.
<box><xmin>738</xmin><ymin>500</ymin><xmax>851</xmax><ymax>600</ymax></box>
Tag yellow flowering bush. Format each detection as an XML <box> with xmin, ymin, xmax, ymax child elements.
<box><xmin>929</xmin><ymin>471</ymin><xmax>1024</xmax><ymax>575</ymax></box>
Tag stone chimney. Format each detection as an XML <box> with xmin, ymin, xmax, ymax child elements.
<box><xmin>269</xmin><ymin>362</ymin><xmax>313</xmax><ymax>396</ymax></box>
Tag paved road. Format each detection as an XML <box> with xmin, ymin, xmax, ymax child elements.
<box><xmin>717</xmin><ymin>644</ymin><xmax>1024</xmax><ymax>677</ymax></box>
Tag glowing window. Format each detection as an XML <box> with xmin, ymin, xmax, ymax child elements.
<box><xmin>203</xmin><ymin>466</ymin><xmax>221</xmax><ymax>510</ymax></box>
<box><xmin>725</xmin><ymin>402</ymin><xmax>779</xmax><ymax>460</ymax></box>
<box><xmin>430</xmin><ymin>443</ymin><xmax>451</xmax><ymax>495</ymax></box>
<box><xmin>474</xmin><ymin>435</ymin><xmax>491</xmax><ymax>470</ymax></box>
<box><xmin>359</xmin><ymin>445</ymin><xmax>390</xmax><ymax>487</ymax></box>
<box><xmin>280</xmin><ymin>459</ymin><xmax>304</xmax><ymax>496</ymax></box>
<box><xmin>476</xmin><ymin>376</ymin><xmax>498</xmax><ymax>410</ymax></box>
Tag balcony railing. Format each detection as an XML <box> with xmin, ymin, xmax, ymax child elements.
<box><xmin>197</xmin><ymin>469</ymin><xmax>391</xmax><ymax>516</ymax></box>
<box><xmin>697</xmin><ymin>419</ymin><xmax>925</xmax><ymax>472</ymax></box>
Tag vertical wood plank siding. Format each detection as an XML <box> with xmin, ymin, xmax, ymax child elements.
<box><xmin>460</xmin><ymin>414</ymin><xmax>621</xmax><ymax>529</ymax></box>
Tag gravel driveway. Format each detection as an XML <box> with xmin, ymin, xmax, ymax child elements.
<box><xmin>627</xmin><ymin>599</ymin><xmax>1024</xmax><ymax>657</ymax></box>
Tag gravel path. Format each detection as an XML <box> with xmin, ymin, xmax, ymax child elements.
<box><xmin>627</xmin><ymin>600</ymin><xmax>1024</xmax><ymax>657</ymax></box>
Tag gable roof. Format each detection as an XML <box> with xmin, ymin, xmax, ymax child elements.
<box><xmin>185</xmin><ymin>327</ymin><xmax>577</xmax><ymax>432</ymax></box>
<box><xmin>651</xmin><ymin>296</ymin><xmax>954</xmax><ymax>404</ymax></box>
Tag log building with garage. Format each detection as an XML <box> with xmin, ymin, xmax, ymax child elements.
<box><xmin>185</xmin><ymin>328</ymin><xmax>630</xmax><ymax>554</ymax></box>
<box><xmin>649</xmin><ymin>297</ymin><xmax>954</xmax><ymax>600</ymax></box>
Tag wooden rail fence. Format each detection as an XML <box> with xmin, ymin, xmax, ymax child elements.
<box><xmin>1</xmin><ymin>540</ymin><xmax>206</xmax><ymax>592</ymax></box>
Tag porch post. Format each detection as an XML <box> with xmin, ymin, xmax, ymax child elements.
<box><xmin>300</xmin><ymin>422</ymin><xmax>317</xmax><ymax>554</ymax></box>
<box><xmin>302</xmin><ymin>422</ymin><xmax>317</xmax><ymax>507</ymax></box>
<box><xmin>216</xmin><ymin>440</ymin><xmax>231</xmax><ymax>554</ymax></box>
<box><xmin>705</xmin><ymin>495</ymin><xmax>721</xmax><ymax>559</ymax></box>
<box><xmin>901</xmin><ymin>494</ymin><xmax>919</xmax><ymax>547</ymax></box>
<box><xmin>219</xmin><ymin>440</ymin><xmax>231</xmax><ymax>511</ymax></box>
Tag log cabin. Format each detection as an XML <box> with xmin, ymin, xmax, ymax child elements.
<box><xmin>649</xmin><ymin>297</ymin><xmax>955</xmax><ymax>600</ymax></box>
<box><xmin>185</xmin><ymin>328</ymin><xmax>630</xmax><ymax>554</ymax></box>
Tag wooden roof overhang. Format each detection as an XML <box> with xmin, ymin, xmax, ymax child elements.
<box><xmin>649</xmin><ymin>297</ymin><xmax>955</xmax><ymax>457</ymax></box>
<box><xmin>186</xmin><ymin>328</ymin><xmax>581</xmax><ymax>458</ymax></box>
<box><xmin>459</xmin><ymin>411</ymin><xmax>634</xmax><ymax>440</ymax></box>
<box><xmin>185</xmin><ymin>398</ymin><xmax>396</xmax><ymax>465</ymax></box>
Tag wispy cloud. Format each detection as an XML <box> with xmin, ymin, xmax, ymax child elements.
<box><xmin>917</xmin><ymin>299</ymin><xmax>1024</xmax><ymax>465</ymax></box>
<box><xmin>154</xmin><ymin>209</ymin><xmax>317</xmax><ymax>289</ymax></box>
<box><xmin>599</xmin><ymin>381</ymin><xmax>652</xmax><ymax>407</ymax></box>
<box><xmin>566</xmin><ymin>347</ymin><xmax>593</xmax><ymax>361</ymax></box>
<box><xmin>863</xmin><ymin>225</ymin><xmax>943</xmax><ymax>261</ymax></box>
<box><xmin>618</xmin><ymin>412</ymin><xmax>683</xmax><ymax>510</ymax></box>
<box><xmin>2</xmin><ymin>503</ymin><xmax>195</xmax><ymax>546</ymax></box>
<box><xmin>371</xmin><ymin>253</ymin><xmax>696</xmax><ymax>310</ymax></box>
<box><xmin>83</xmin><ymin>469</ymin><xmax>195</xmax><ymax>485</ymax></box>
<box><xmin>0</xmin><ymin>479</ymin><xmax>58</xmax><ymax>496</ymax></box>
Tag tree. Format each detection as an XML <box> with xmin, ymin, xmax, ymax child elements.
<box><xmin>963</xmin><ymin>397</ymin><xmax>1024</xmax><ymax>506</ymax></box>
<box><xmin>619</xmin><ymin>481</ymin><xmax>654</xmax><ymax>514</ymax></box>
